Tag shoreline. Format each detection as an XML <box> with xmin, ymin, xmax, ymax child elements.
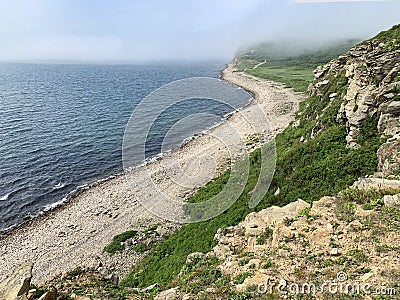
<box><xmin>0</xmin><ymin>64</ymin><xmax>249</xmax><ymax>236</ymax></box>
<box><xmin>0</xmin><ymin>64</ymin><xmax>304</xmax><ymax>284</ymax></box>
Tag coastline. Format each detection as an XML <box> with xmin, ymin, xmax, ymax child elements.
<box><xmin>0</xmin><ymin>64</ymin><xmax>304</xmax><ymax>284</ymax></box>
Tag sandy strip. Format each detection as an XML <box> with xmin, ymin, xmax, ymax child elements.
<box><xmin>0</xmin><ymin>64</ymin><xmax>304</xmax><ymax>284</ymax></box>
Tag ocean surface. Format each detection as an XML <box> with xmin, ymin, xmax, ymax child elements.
<box><xmin>0</xmin><ymin>62</ymin><xmax>251</xmax><ymax>232</ymax></box>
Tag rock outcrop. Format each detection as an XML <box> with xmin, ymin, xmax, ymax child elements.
<box><xmin>170</xmin><ymin>186</ymin><xmax>400</xmax><ymax>299</ymax></box>
<box><xmin>309</xmin><ymin>26</ymin><xmax>400</xmax><ymax>160</ymax></box>
<box><xmin>0</xmin><ymin>264</ymin><xmax>33</xmax><ymax>300</ymax></box>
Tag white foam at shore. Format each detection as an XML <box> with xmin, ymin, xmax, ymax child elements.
<box><xmin>54</xmin><ymin>182</ymin><xmax>65</xmax><ymax>189</ymax></box>
<box><xmin>3</xmin><ymin>69</ymin><xmax>256</xmax><ymax>231</ymax></box>
<box><xmin>0</xmin><ymin>193</ymin><xmax>10</xmax><ymax>201</ymax></box>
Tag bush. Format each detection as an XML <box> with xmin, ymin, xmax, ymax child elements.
<box><xmin>104</xmin><ymin>230</ymin><xmax>138</xmax><ymax>255</ymax></box>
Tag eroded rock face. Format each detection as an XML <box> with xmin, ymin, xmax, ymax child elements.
<box><xmin>211</xmin><ymin>199</ymin><xmax>310</xmax><ymax>260</ymax></box>
<box><xmin>0</xmin><ymin>264</ymin><xmax>33</xmax><ymax>300</ymax></box>
<box><xmin>194</xmin><ymin>188</ymin><xmax>400</xmax><ymax>296</ymax></box>
<box><xmin>309</xmin><ymin>37</ymin><xmax>400</xmax><ymax>152</ymax></box>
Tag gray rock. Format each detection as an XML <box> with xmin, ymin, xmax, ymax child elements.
<box><xmin>352</xmin><ymin>177</ymin><xmax>400</xmax><ymax>192</ymax></box>
<box><xmin>383</xmin><ymin>101</ymin><xmax>400</xmax><ymax>114</ymax></box>
<box><xmin>0</xmin><ymin>263</ymin><xmax>33</xmax><ymax>300</ymax></box>
<box><xmin>110</xmin><ymin>274</ymin><xmax>119</xmax><ymax>285</ymax></box>
<box><xmin>142</xmin><ymin>283</ymin><xmax>158</xmax><ymax>292</ymax></box>
<box><xmin>329</xmin><ymin>93</ymin><xmax>338</xmax><ymax>98</ymax></box>
<box><xmin>384</xmin><ymin>194</ymin><xmax>400</xmax><ymax>209</ymax></box>
<box><xmin>155</xmin><ymin>287</ymin><xmax>179</xmax><ymax>300</ymax></box>
<box><xmin>330</xmin><ymin>248</ymin><xmax>339</xmax><ymax>256</ymax></box>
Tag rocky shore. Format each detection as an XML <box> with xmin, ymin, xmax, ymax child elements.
<box><xmin>0</xmin><ymin>64</ymin><xmax>303</xmax><ymax>290</ymax></box>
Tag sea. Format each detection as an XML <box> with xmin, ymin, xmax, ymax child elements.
<box><xmin>0</xmin><ymin>62</ymin><xmax>252</xmax><ymax>233</ymax></box>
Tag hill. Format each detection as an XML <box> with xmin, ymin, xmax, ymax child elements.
<box><xmin>3</xmin><ymin>25</ymin><xmax>400</xmax><ymax>300</ymax></box>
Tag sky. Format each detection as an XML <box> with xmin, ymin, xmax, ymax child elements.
<box><xmin>0</xmin><ymin>0</ymin><xmax>399</xmax><ymax>62</ymax></box>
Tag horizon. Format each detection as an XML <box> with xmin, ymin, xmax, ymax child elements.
<box><xmin>0</xmin><ymin>0</ymin><xmax>399</xmax><ymax>63</ymax></box>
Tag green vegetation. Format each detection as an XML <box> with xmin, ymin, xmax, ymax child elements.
<box><xmin>372</xmin><ymin>24</ymin><xmax>400</xmax><ymax>51</ymax></box>
<box><xmin>233</xmin><ymin>272</ymin><xmax>252</xmax><ymax>285</ymax></box>
<box><xmin>234</xmin><ymin>39</ymin><xmax>358</xmax><ymax>92</ymax></box>
<box><xmin>234</xmin><ymin>59</ymin><xmax>313</xmax><ymax>93</ymax></box>
<box><xmin>256</xmin><ymin>227</ymin><xmax>273</xmax><ymax>244</ymax></box>
<box><xmin>236</xmin><ymin>40</ymin><xmax>359</xmax><ymax>67</ymax></box>
<box><xmin>103</xmin><ymin>230</ymin><xmax>137</xmax><ymax>255</ymax></box>
<box><xmin>247</xmin><ymin>65</ymin><xmax>314</xmax><ymax>93</ymax></box>
<box><xmin>121</xmin><ymin>45</ymin><xmax>384</xmax><ymax>290</ymax></box>
<box><xmin>346</xmin><ymin>249</ymin><xmax>369</xmax><ymax>263</ymax></box>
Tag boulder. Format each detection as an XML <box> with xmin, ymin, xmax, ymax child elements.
<box><xmin>383</xmin><ymin>101</ymin><xmax>400</xmax><ymax>114</ymax></box>
<box><xmin>236</xmin><ymin>273</ymin><xmax>270</xmax><ymax>293</ymax></box>
<box><xmin>0</xmin><ymin>264</ymin><xmax>33</xmax><ymax>300</ymax></box>
<box><xmin>155</xmin><ymin>287</ymin><xmax>179</xmax><ymax>300</ymax></box>
<box><xmin>384</xmin><ymin>194</ymin><xmax>400</xmax><ymax>209</ymax></box>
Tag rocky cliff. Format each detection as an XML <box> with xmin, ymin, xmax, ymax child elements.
<box><xmin>2</xmin><ymin>25</ymin><xmax>400</xmax><ymax>300</ymax></box>
<box><xmin>309</xmin><ymin>25</ymin><xmax>400</xmax><ymax>176</ymax></box>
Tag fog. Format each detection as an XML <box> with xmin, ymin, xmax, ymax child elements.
<box><xmin>0</xmin><ymin>0</ymin><xmax>399</xmax><ymax>63</ymax></box>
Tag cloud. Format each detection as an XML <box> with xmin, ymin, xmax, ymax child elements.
<box><xmin>0</xmin><ymin>0</ymin><xmax>399</xmax><ymax>62</ymax></box>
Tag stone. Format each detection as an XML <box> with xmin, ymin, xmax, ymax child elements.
<box><xmin>330</xmin><ymin>248</ymin><xmax>339</xmax><ymax>256</ymax></box>
<box><xmin>315</xmin><ymin>80</ymin><xmax>330</xmax><ymax>88</ymax></box>
<box><xmin>155</xmin><ymin>287</ymin><xmax>179</xmax><ymax>300</ymax></box>
<box><xmin>329</xmin><ymin>93</ymin><xmax>338</xmax><ymax>98</ymax></box>
<box><xmin>384</xmin><ymin>101</ymin><xmax>400</xmax><ymax>114</ymax></box>
<box><xmin>362</xmin><ymin>93</ymin><xmax>375</xmax><ymax>105</ymax></box>
<box><xmin>142</xmin><ymin>283</ymin><xmax>158</xmax><ymax>292</ymax></box>
<box><xmin>0</xmin><ymin>263</ymin><xmax>33</xmax><ymax>300</ymax></box>
<box><xmin>257</xmin><ymin>199</ymin><xmax>310</xmax><ymax>228</ymax></box>
<box><xmin>384</xmin><ymin>194</ymin><xmax>400</xmax><ymax>209</ymax></box>
<box><xmin>27</xmin><ymin>292</ymin><xmax>34</xmax><ymax>300</ymax></box>
<box><xmin>351</xmin><ymin>178</ymin><xmax>400</xmax><ymax>193</ymax></box>
<box><xmin>110</xmin><ymin>274</ymin><xmax>119</xmax><ymax>285</ymax></box>
<box><xmin>75</xmin><ymin>296</ymin><xmax>91</xmax><ymax>300</ymax></box>
<box><xmin>308</xmin><ymin>228</ymin><xmax>330</xmax><ymax>248</ymax></box>
<box><xmin>360</xmin><ymin>272</ymin><xmax>374</xmax><ymax>282</ymax></box>
<box><xmin>235</xmin><ymin>273</ymin><xmax>270</xmax><ymax>292</ymax></box>
<box><xmin>310</xmin><ymin>196</ymin><xmax>336</xmax><ymax>215</ymax></box>
<box><xmin>272</xmin><ymin>223</ymin><xmax>294</xmax><ymax>249</ymax></box>
<box><xmin>37</xmin><ymin>287</ymin><xmax>57</xmax><ymax>300</ymax></box>
<box><xmin>274</xmin><ymin>187</ymin><xmax>280</xmax><ymax>196</ymax></box>
<box><xmin>348</xmin><ymin>220</ymin><xmax>363</xmax><ymax>230</ymax></box>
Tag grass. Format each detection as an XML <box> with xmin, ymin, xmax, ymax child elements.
<box><xmin>234</xmin><ymin>39</ymin><xmax>358</xmax><ymax>93</ymax></box>
<box><xmin>247</xmin><ymin>65</ymin><xmax>314</xmax><ymax>93</ymax></box>
<box><xmin>121</xmin><ymin>59</ymin><xmax>384</xmax><ymax>290</ymax></box>
<box><xmin>103</xmin><ymin>230</ymin><xmax>138</xmax><ymax>255</ymax></box>
<box><xmin>256</xmin><ymin>227</ymin><xmax>274</xmax><ymax>244</ymax></box>
<box><xmin>111</xmin><ymin>29</ymin><xmax>400</xmax><ymax>292</ymax></box>
<box><xmin>371</xmin><ymin>24</ymin><xmax>400</xmax><ymax>51</ymax></box>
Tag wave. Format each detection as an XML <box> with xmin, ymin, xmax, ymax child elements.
<box><xmin>1</xmin><ymin>76</ymin><xmax>253</xmax><ymax>233</ymax></box>
<box><xmin>42</xmin><ymin>173</ymin><xmax>122</xmax><ymax>213</ymax></box>
<box><xmin>0</xmin><ymin>193</ymin><xmax>10</xmax><ymax>201</ymax></box>
<box><xmin>54</xmin><ymin>182</ymin><xmax>65</xmax><ymax>189</ymax></box>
